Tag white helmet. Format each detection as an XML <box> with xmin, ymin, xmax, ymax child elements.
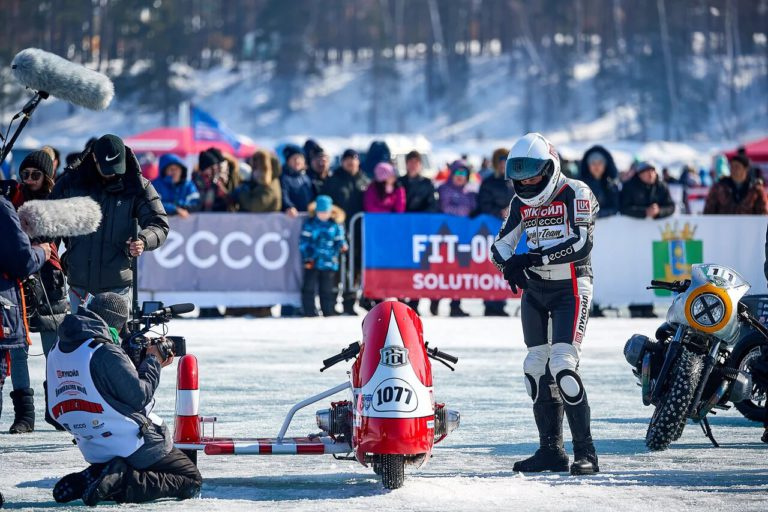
<box><xmin>505</xmin><ymin>132</ymin><xmax>562</xmax><ymax>207</ymax></box>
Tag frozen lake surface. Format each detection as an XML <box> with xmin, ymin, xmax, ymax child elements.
<box><xmin>2</xmin><ymin>312</ymin><xmax>767</xmax><ymax>511</ymax></box>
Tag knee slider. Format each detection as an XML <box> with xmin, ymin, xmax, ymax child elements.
<box><xmin>523</xmin><ymin>345</ymin><xmax>550</xmax><ymax>402</ymax></box>
<box><xmin>550</xmin><ymin>343</ymin><xmax>584</xmax><ymax>405</ymax></box>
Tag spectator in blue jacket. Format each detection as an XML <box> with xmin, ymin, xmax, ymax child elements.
<box><xmin>152</xmin><ymin>154</ymin><xmax>200</xmax><ymax>218</ymax></box>
<box><xmin>280</xmin><ymin>144</ymin><xmax>315</xmax><ymax>218</ymax></box>
<box><xmin>578</xmin><ymin>146</ymin><xmax>621</xmax><ymax>218</ymax></box>
<box><xmin>299</xmin><ymin>195</ymin><xmax>348</xmax><ymax>317</ymax></box>
<box><xmin>0</xmin><ymin>194</ymin><xmax>50</xmax><ymax>431</ymax></box>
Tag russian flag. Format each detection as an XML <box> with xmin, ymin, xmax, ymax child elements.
<box><xmin>190</xmin><ymin>105</ymin><xmax>241</xmax><ymax>150</ymax></box>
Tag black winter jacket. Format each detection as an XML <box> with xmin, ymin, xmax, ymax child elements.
<box><xmin>51</xmin><ymin>147</ymin><xmax>169</xmax><ymax>292</ymax></box>
<box><xmin>321</xmin><ymin>168</ymin><xmax>370</xmax><ymax>222</ymax></box>
<box><xmin>398</xmin><ymin>175</ymin><xmax>438</xmax><ymax>213</ymax></box>
<box><xmin>54</xmin><ymin>309</ymin><xmax>170</xmax><ymax>469</ymax></box>
<box><xmin>477</xmin><ymin>174</ymin><xmax>514</xmax><ymax>218</ymax></box>
<box><xmin>619</xmin><ymin>175</ymin><xmax>675</xmax><ymax>219</ymax></box>
<box><xmin>578</xmin><ymin>146</ymin><xmax>621</xmax><ymax>218</ymax></box>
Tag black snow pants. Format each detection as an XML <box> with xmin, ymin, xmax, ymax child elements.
<box><xmin>102</xmin><ymin>448</ymin><xmax>201</xmax><ymax>503</ymax></box>
<box><xmin>302</xmin><ymin>268</ymin><xmax>339</xmax><ymax>316</ymax></box>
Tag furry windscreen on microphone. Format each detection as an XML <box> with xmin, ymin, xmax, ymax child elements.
<box><xmin>11</xmin><ymin>48</ymin><xmax>115</xmax><ymax>111</ymax></box>
<box><xmin>18</xmin><ymin>197</ymin><xmax>102</xmax><ymax>239</ymax></box>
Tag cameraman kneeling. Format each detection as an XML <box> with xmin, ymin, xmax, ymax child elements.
<box><xmin>47</xmin><ymin>293</ymin><xmax>201</xmax><ymax>505</ymax></box>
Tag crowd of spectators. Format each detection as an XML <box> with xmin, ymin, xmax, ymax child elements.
<box><xmin>2</xmin><ymin>138</ymin><xmax>766</xmax><ymax>321</ymax></box>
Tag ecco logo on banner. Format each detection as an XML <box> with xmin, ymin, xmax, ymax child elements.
<box><xmin>153</xmin><ymin>230</ymin><xmax>290</xmax><ymax>270</ymax></box>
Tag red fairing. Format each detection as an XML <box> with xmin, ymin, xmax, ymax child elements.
<box><xmin>353</xmin><ymin>301</ymin><xmax>432</xmax><ymax>388</ymax></box>
<box><xmin>355</xmin><ymin>417</ymin><xmax>434</xmax><ymax>457</ymax></box>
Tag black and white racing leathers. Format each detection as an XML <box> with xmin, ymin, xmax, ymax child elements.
<box><xmin>491</xmin><ymin>175</ymin><xmax>598</xmax><ymax>406</ymax></box>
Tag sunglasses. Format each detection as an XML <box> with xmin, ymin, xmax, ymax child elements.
<box><xmin>21</xmin><ymin>169</ymin><xmax>43</xmax><ymax>181</ymax></box>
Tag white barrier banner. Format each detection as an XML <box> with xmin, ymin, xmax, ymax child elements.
<box><xmin>592</xmin><ymin>215</ymin><xmax>767</xmax><ymax>305</ymax></box>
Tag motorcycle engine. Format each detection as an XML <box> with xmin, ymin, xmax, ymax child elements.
<box><xmin>316</xmin><ymin>401</ymin><xmax>352</xmax><ymax>437</ymax></box>
<box><xmin>729</xmin><ymin>370</ymin><xmax>753</xmax><ymax>403</ymax></box>
<box><xmin>624</xmin><ymin>334</ymin><xmax>654</xmax><ymax>368</ymax></box>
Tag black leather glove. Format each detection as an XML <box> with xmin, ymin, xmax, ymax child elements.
<box><xmin>503</xmin><ymin>253</ymin><xmax>543</xmax><ymax>293</ymax></box>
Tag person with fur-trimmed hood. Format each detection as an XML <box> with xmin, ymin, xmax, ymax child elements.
<box><xmin>50</xmin><ymin>134</ymin><xmax>169</xmax><ymax>311</ymax></box>
<box><xmin>233</xmin><ymin>149</ymin><xmax>282</xmax><ymax>213</ymax></box>
<box><xmin>299</xmin><ymin>195</ymin><xmax>348</xmax><ymax>317</ymax></box>
<box><xmin>1</xmin><ymin>150</ymin><xmax>70</xmax><ymax>433</ymax></box>
<box><xmin>151</xmin><ymin>153</ymin><xmax>200</xmax><ymax>217</ymax></box>
<box><xmin>578</xmin><ymin>146</ymin><xmax>621</xmax><ymax>218</ymax></box>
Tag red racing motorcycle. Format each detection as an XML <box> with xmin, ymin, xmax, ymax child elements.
<box><xmin>173</xmin><ymin>300</ymin><xmax>460</xmax><ymax>489</ymax></box>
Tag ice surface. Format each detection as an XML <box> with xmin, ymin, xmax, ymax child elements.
<box><xmin>2</xmin><ymin>311</ymin><xmax>767</xmax><ymax>511</ymax></box>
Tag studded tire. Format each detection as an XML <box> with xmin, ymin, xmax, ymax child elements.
<box><xmin>646</xmin><ymin>348</ymin><xmax>704</xmax><ymax>451</ymax></box>
<box><xmin>379</xmin><ymin>454</ymin><xmax>405</xmax><ymax>489</ymax></box>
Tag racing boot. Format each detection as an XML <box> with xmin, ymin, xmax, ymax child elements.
<box><xmin>82</xmin><ymin>457</ymin><xmax>129</xmax><ymax>506</ymax></box>
<box><xmin>53</xmin><ymin>464</ymin><xmax>105</xmax><ymax>503</ymax></box>
<box><xmin>513</xmin><ymin>399</ymin><xmax>569</xmax><ymax>473</ymax></box>
<box><xmin>9</xmin><ymin>388</ymin><xmax>34</xmax><ymax>434</ymax></box>
<box><xmin>565</xmin><ymin>396</ymin><xmax>599</xmax><ymax>475</ymax></box>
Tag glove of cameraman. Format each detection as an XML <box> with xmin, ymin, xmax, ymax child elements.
<box><xmin>145</xmin><ymin>338</ymin><xmax>175</xmax><ymax>368</ymax></box>
<box><xmin>503</xmin><ymin>253</ymin><xmax>543</xmax><ymax>294</ymax></box>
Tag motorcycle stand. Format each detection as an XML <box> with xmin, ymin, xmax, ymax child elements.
<box><xmin>699</xmin><ymin>417</ymin><xmax>720</xmax><ymax>447</ymax></box>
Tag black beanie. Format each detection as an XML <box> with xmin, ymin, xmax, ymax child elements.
<box><xmin>206</xmin><ymin>147</ymin><xmax>225</xmax><ymax>163</ymax></box>
<box><xmin>283</xmin><ymin>144</ymin><xmax>302</xmax><ymax>161</ymax></box>
<box><xmin>85</xmin><ymin>292</ymin><xmax>129</xmax><ymax>330</ymax></box>
<box><xmin>198</xmin><ymin>150</ymin><xmax>218</xmax><ymax>171</ymax></box>
<box><xmin>20</xmin><ymin>150</ymin><xmax>54</xmax><ymax>178</ymax></box>
<box><xmin>730</xmin><ymin>154</ymin><xmax>750</xmax><ymax>168</ymax></box>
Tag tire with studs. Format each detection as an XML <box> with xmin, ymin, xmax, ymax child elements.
<box><xmin>379</xmin><ymin>454</ymin><xmax>405</xmax><ymax>489</ymax></box>
<box><xmin>646</xmin><ymin>348</ymin><xmax>704</xmax><ymax>451</ymax></box>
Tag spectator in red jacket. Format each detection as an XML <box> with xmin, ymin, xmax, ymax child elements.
<box><xmin>363</xmin><ymin>162</ymin><xmax>405</xmax><ymax>213</ymax></box>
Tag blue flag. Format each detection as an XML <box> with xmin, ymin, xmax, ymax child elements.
<box><xmin>190</xmin><ymin>105</ymin><xmax>241</xmax><ymax>150</ymax></box>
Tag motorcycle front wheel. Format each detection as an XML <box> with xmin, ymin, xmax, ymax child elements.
<box><xmin>730</xmin><ymin>331</ymin><xmax>768</xmax><ymax>423</ymax></box>
<box><xmin>646</xmin><ymin>348</ymin><xmax>704</xmax><ymax>451</ymax></box>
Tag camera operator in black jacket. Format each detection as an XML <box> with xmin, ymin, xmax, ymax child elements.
<box><xmin>48</xmin><ymin>293</ymin><xmax>201</xmax><ymax>506</ymax></box>
<box><xmin>50</xmin><ymin>135</ymin><xmax>169</xmax><ymax>311</ymax></box>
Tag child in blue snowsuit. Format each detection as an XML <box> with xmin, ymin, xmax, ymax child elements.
<box><xmin>299</xmin><ymin>195</ymin><xmax>347</xmax><ymax>317</ymax></box>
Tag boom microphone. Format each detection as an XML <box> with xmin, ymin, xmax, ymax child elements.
<box><xmin>11</xmin><ymin>48</ymin><xmax>114</xmax><ymax>111</ymax></box>
<box><xmin>18</xmin><ymin>196</ymin><xmax>102</xmax><ymax>239</ymax></box>
<box><xmin>148</xmin><ymin>303</ymin><xmax>195</xmax><ymax>318</ymax></box>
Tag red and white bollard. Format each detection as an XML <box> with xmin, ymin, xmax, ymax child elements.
<box><xmin>174</xmin><ymin>354</ymin><xmax>201</xmax><ymax>444</ymax></box>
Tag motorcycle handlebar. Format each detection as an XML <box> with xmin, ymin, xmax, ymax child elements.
<box><xmin>647</xmin><ymin>279</ymin><xmax>690</xmax><ymax>292</ymax></box>
<box><xmin>428</xmin><ymin>347</ymin><xmax>459</xmax><ymax>364</ymax></box>
<box><xmin>320</xmin><ymin>342</ymin><xmax>361</xmax><ymax>372</ymax></box>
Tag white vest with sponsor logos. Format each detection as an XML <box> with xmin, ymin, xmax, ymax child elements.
<box><xmin>47</xmin><ymin>340</ymin><xmax>145</xmax><ymax>463</ymax></box>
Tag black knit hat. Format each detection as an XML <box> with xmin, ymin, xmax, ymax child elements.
<box><xmin>283</xmin><ymin>144</ymin><xmax>303</xmax><ymax>161</ymax></box>
<box><xmin>198</xmin><ymin>150</ymin><xmax>218</xmax><ymax>171</ymax></box>
<box><xmin>20</xmin><ymin>150</ymin><xmax>54</xmax><ymax>178</ymax></box>
<box><xmin>729</xmin><ymin>154</ymin><xmax>750</xmax><ymax>168</ymax></box>
<box><xmin>205</xmin><ymin>147</ymin><xmax>225</xmax><ymax>163</ymax></box>
<box><xmin>85</xmin><ymin>292</ymin><xmax>129</xmax><ymax>330</ymax></box>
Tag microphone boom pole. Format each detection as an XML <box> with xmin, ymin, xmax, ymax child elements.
<box><xmin>0</xmin><ymin>90</ymin><xmax>49</xmax><ymax>163</ymax></box>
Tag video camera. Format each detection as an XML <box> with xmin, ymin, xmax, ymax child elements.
<box><xmin>123</xmin><ymin>301</ymin><xmax>193</xmax><ymax>367</ymax></box>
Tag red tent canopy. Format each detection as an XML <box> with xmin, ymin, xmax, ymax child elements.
<box><xmin>725</xmin><ymin>136</ymin><xmax>768</xmax><ymax>163</ymax></box>
<box><xmin>123</xmin><ymin>127</ymin><xmax>256</xmax><ymax>158</ymax></box>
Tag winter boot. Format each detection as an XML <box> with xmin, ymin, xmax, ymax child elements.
<box><xmin>449</xmin><ymin>301</ymin><xmax>469</xmax><ymax>317</ymax></box>
<box><xmin>43</xmin><ymin>381</ymin><xmax>65</xmax><ymax>431</ymax></box>
<box><xmin>82</xmin><ymin>458</ymin><xmax>129</xmax><ymax>506</ymax></box>
<box><xmin>53</xmin><ymin>464</ymin><xmax>105</xmax><ymax>503</ymax></box>
<box><xmin>9</xmin><ymin>388</ymin><xmax>34</xmax><ymax>434</ymax></box>
<box><xmin>565</xmin><ymin>397</ymin><xmax>599</xmax><ymax>475</ymax></box>
<box><xmin>513</xmin><ymin>399</ymin><xmax>570</xmax><ymax>473</ymax></box>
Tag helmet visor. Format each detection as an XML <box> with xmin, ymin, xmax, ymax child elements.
<box><xmin>505</xmin><ymin>157</ymin><xmax>549</xmax><ymax>181</ymax></box>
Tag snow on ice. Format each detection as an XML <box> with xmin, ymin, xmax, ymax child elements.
<box><xmin>1</xmin><ymin>312</ymin><xmax>767</xmax><ymax>511</ymax></box>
